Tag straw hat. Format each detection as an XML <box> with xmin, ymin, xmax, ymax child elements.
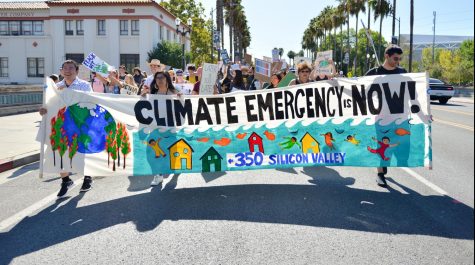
<box><xmin>148</xmin><ymin>59</ymin><xmax>161</xmax><ymax>66</ymax></box>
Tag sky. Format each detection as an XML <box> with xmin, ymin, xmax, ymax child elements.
<box><xmin>5</xmin><ymin>0</ymin><xmax>474</xmax><ymax>61</ymax></box>
<box><xmin>197</xmin><ymin>0</ymin><xmax>474</xmax><ymax>61</ymax></box>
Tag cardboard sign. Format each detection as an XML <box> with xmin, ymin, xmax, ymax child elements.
<box><xmin>200</xmin><ymin>63</ymin><xmax>220</xmax><ymax>95</ymax></box>
<box><xmin>82</xmin><ymin>52</ymin><xmax>113</xmax><ymax>77</ymax></box>
<box><xmin>255</xmin><ymin>58</ymin><xmax>272</xmax><ymax>83</ymax></box>
<box><xmin>244</xmin><ymin>54</ymin><xmax>253</xmax><ymax>65</ymax></box>
<box><xmin>263</xmin><ymin>56</ymin><xmax>273</xmax><ymax>63</ymax></box>
<box><xmin>271</xmin><ymin>62</ymin><xmax>283</xmax><ymax>75</ymax></box>
<box><xmin>315</xmin><ymin>50</ymin><xmax>333</xmax><ymax>75</ymax></box>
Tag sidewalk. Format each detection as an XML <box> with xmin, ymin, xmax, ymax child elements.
<box><xmin>0</xmin><ymin>112</ymin><xmax>41</xmax><ymax>172</ymax></box>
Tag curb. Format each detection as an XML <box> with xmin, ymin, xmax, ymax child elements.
<box><xmin>0</xmin><ymin>151</ymin><xmax>40</xmax><ymax>173</ymax></box>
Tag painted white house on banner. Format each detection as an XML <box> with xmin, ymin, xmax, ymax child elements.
<box><xmin>0</xmin><ymin>0</ymin><xmax>191</xmax><ymax>84</ymax></box>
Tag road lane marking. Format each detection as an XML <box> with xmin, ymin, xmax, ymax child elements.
<box><xmin>0</xmin><ymin>183</ymin><xmax>79</xmax><ymax>232</ymax></box>
<box><xmin>433</xmin><ymin>119</ymin><xmax>474</xmax><ymax>132</ymax></box>
<box><xmin>400</xmin><ymin>167</ymin><xmax>448</xmax><ymax>196</ymax></box>
<box><xmin>431</xmin><ymin>107</ymin><xmax>474</xmax><ymax>116</ymax></box>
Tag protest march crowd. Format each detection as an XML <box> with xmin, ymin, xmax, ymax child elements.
<box><xmin>41</xmin><ymin>44</ymin><xmax>407</xmax><ymax>197</ymax></box>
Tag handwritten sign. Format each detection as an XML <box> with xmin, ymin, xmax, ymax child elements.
<box><xmin>200</xmin><ymin>63</ymin><xmax>220</xmax><ymax>95</ymax></box>
<box><xmin>82</xmin><ymin>52</ymin><xmax>112</xmax><ymax>77</ymax></box>
<box><xmin>315</xmin><ymin>50</ymin><xmax>333</xmax><ymax>75</ymax></box>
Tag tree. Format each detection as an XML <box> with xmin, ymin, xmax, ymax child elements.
<box><xmin>287</xmin><ymin>50</ymin><xmax>296</xmax><ymax>66</ymax></box>
<box><xmin>160</xmin><ymin>0</ymin><xmax>216</xmax><ymax>66</ymax></box>
<box><xmin>373</xmin><ymin>0</ymin><xmax>392</xmax><ymax>59</ymax></box>
<box><xmin>279</xmin><ymin>48</ymin><xmax>284</xmax><ymax>60</ymax></box>
<box><xmin>147</xmin><ymin>41</ymin><xmax>188</xmax><ymax>69</ymax></box>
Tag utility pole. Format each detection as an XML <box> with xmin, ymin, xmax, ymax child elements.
<box><xmin>392</xmin><ymin>0</ymin><xmax>396</xmax><ymax>37</ymax></box>
<box><xmin>432</xmin><ymin>11</ymin><xmax>436</xmax><ymax>64</ymax></box>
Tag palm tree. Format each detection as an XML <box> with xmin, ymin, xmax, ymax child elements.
<box><xmin>374</xmin><ymin>0</ymin><xmax>391</xmax><ymax>59</ymax></box>
<box><xmin>409</xmin><ymin>0</ymin><xmax>414</xmax><ymax>72</ymax></box>
<box><xmin>337</xmin><ymin>0</ymin><xmax>354</xmax><ymax>74</ymax></box>
<box><xmin>287</xmin><ymin>50</ymin><xmax>296</xmax><ymax>66</ymax></box>
<box><xmin>351</xmin><ymin>0</ymin><xmax>366</xmax><ymax>76</ymax></box>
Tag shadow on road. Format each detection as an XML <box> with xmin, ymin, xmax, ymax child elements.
<box><xmin>0</xmin><ymin>166</ymin><xmax>473</xmax><ymax>264</ymax></box>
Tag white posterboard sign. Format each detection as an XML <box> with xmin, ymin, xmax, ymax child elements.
<box><xmin>120</xmin><ymin>84</ymin><xmax>139</xmax><ymax>95</ymax></box>
<box><xmin>174</xmin><ymin>83</ymin><xmax>194</xmax><ymax>95</ymax></box>
<box><xmin>82</xmin><ymin>52</ymin><xmax>113</xmax><ymax>77</ymax></box>
<box><xmin>77</xmin><ymin>65</ymin><xmax>90</xmax><ymax>81</ymax></box>
<box><xmin>315</xmin><ymin>50</ymin><xmax>333</xmax><ymax>75</ymax></box>
<box><xmin>272</xmin><ymin>49</ymin><xmax>280</xmax><ymax>62</ymax></box>
<box><xmin>200</xmin><ymin>63</ymin><xmax>220</xmax><ymax>95</ymax></box>
<box><xmin>293</xmin><ymin>56</ymin><xmax>313</xmax><ymax>66</ymax></box>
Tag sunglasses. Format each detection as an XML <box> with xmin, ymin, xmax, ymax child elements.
<box><xmin>155</xmin><ymin>75</ymin><xmax>166</xmax><ymax>80</ymax></box>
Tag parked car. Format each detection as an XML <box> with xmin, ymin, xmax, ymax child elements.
<box><xmin>428</xmin><ymin>78</ymin><xmax>455</xmax><ymax>104</ymax></box>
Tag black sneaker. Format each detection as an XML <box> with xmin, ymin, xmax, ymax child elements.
<box><xmin>376</xmin><ymin>173</ymin><xmax>388</xmax><ymax>187</ymax></box>
<box><xmin>80</xmin><ymin>177</ymin><xmax>93</xmax><ymax>192</ymax></box>
<box><xmin>382</xmin><ymin>167</ymin><xmax>388</xmax><ymax>175</ymax></box>
<box><xmin>57</xmin><ymin>180</ymin><xmax>74</xmax><ymax>197</ymax></box>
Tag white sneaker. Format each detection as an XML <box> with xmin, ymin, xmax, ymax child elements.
<box><xmin>151</xmin><ymin>175</ymin><xmax>163</xmax><ymax>186</ymax></box>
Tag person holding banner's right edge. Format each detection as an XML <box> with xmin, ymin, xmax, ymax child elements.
<box><xmin>365</xmin><ymin>44</ymin><xmax>407</xmax><ymax>187</ymax></box>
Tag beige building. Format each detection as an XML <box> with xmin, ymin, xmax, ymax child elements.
<box><xmin>0</xmin><ymin>0</ymin><xmax>190</xmax><ymax>84</ymax></box>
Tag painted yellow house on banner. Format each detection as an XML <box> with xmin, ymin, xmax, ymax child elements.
<box><xmin>168</xmin><ymin>139</ymin><xmax>194</xmax><ymax>170</ymax></box>
<box><xmin>300</xmin><ymin>133</ymin><xmax>320</xmax><ymax>154</ymax></box>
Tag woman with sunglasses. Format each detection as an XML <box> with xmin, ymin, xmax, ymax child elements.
<box><xmin>289</xmin><ymin>61</ymin><xmax>315</xmax><ymax>86</ymax></box>
<box><xmin>140</xmin><ymin>71</ymin><xmax>181</xmax><ymax>186</ymax></box>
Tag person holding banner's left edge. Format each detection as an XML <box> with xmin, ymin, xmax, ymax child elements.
<box><xmin>39</xmin><ymin>60</ymin><xmax>95</xmax><ymax>197</ymax></box>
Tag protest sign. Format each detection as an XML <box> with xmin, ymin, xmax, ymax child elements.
<box><xmin>221</xmin><ymin>49</ymin><xmax>230</xmax><ymax>65</ymax></box>
<box><xmin>271</xmin><ymin>62</ymin><xmax>283</xmax><ymax>75</ymax></box>
<box><xmin>244</xmin><ymin>54</ymin><xmax>253</xmax><ymax>65</ymax></box>
<box><xmin>277</xmin><ymin>72</ymin><xmax>297</xmax><ymax>88</ymax></box>
<box><xmin>272</xmin><ymin>48</ymin><xmax>280</xmax><ymax>62</ymax></box>
<box><xmin>77</xmin><ymin>65</ymin><xmax>90</xmax><ymax>81</ymax></box>
<box><xmin>263</xmin><ymin>56</ymin><xmax>273</xmax><ymax>63</ymax></box>
<box><xmin>255</xmin><ymin>58</ymin><xmax>272</xmax><ymax>83</ymax></box>
<box><xmin>315</xmin><ymin>50</ymin><xmax>333</xmax><ymax>75</ymax></box>
<box><xmin>293</xmin><ymin>56</ymin><xmax>312</xmax><ymax>66</ymax></box>
<box><xmin>82</xmin><ymin>52</ymin><xmax>112</xmax><ymax>77</ymax></box>
<box><xmin>39</xmin><ymin>73</ymin><xmax>432</xmax><ymax>176</ymax></box>
<box><xmin>121</xmin><ymin>84</ymin><xmax>139</xmax><ymax>95</ymax></box>
<box><xmin>200</xmin><ymin>63</ymin><xmax>220</xmax><ymax>95</ymax></box>
<box><xmin>174</xmin><ymin>83</ymin><xmax>194</xmax><ymax>95</ymax></box>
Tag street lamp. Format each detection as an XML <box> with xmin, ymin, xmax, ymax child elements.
<box><xmin>175</xmin><ymin>17</ymin><xmax>192</xmax><ymax>70</ymax></box>
<box><xmin>388</xmin><ymin>15</ymin><xmax>401</xmax><ymax>45</ymax></box>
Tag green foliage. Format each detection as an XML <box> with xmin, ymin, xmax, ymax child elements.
<box><xmin>416</xmin><ymin>40</ymin><xmax>474</xmax><ymax>85</ymax></box>
<box><xmin>159</xmin><ymin>0</ymin><xmax>217</xmax><ymax>66</ymax></box>
<box><xmin>147</xmin><ymin>41</ymin><xmax>188</xmax><ymax>69</ymax></box>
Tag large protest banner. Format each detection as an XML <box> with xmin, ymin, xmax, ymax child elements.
<box><xmin>38</xmin><ymin>73</ymin><xmax>432</xmax><ymax>176</ymax></box>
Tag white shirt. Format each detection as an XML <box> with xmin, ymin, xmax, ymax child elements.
<box><xmin>57</xmin><ymin>77</ymin><xmax>92</xmax><ymax>92</ymax></box>
<box><xmin>144</xmin><ymin>75</ymin><xmax>154</xmax><ymax>87</ymax></box>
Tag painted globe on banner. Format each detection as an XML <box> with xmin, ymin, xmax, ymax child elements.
<box><xmin>62</xmin><ymin>103</ymin><xmax>116</xmax><ymax>154</ymax></box>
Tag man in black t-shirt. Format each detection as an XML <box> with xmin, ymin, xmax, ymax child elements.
<box><xmin>365</xmin><ymin>44</ymin><xmax>407</xmax><ymax>187</ymax></box>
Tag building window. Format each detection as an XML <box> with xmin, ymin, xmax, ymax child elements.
<box><xmin>9</xmin><ymin>21</ymin><xmax>20</xmax><ymax>36</ymax></box>
<box><xmin>167</xmin><ymin>29</ymin><xmax>170</xmax><ymax>41</ymax></box>
<box><xmin>0</xmin><ymin>58</ymin><xmax>8</xmax><ymax>77</ymax></box>
<box><xmin>120</xmin><ymin>54</ymin><xmax>139</xmax><ymax>73</ymax></box>
<box><xmin>33</xmin><ymin>21</ymin><xmax>43</xmax><ymax>35</ymax></box>
<box><xmin>76</xmin><ymin>20</ymin><xmax>84</xmax><ymax>35</ymax></box>
<box><xmin>21</xmin><ymin>21</ymin><xmax>33</xmax><ymax>35</ymax></box>
<box><xmin>120</xmin><ymin>20</ymin><xmax>128</xmax><ymax>35</ymax></box>
<box><xmin>97</xmin><ymin>20</ymin><xmax>106</xmax><ymax>35</ymax></box>
<box><xmin>65</xmin><ymin>20</ymin><xmax>74</xmax><ymax>35</ymax></box>
<box><xmin>65</xmin><ymin>54</ymin><xmax>85</xmax><ymax>64</ymax></box>
<box><xmin>0</xmin><ymin>21</ymin><xmax>8</xmax><ymax>35</ymax></box>
<box><xmin>27</xmin><ymin>58</ymin><xmax>44</xmax><ymax>77</ymax></box>
<box><xmin>159</xmin><ymin>25</ymin><xmax>163</xmax><ymax>40</ymax></box>
<box><xmin>131</xmin><ymin>20</ymin><xmax>139</xmax><ymax>35</ymax></box>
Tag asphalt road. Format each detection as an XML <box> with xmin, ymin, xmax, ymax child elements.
<box><xmin>0</xmin><ymin>99</ymin><xmax>473</xmax><ymax>265</ymax></box>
